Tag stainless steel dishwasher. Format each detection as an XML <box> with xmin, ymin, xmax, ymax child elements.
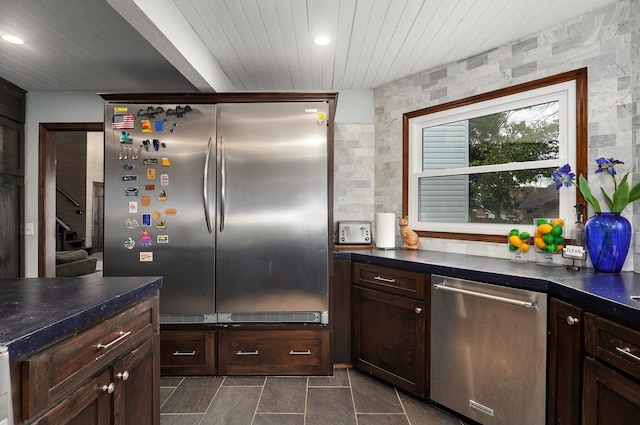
<box><xmin>430</xmin><ymin>275</ymin><xmax>547</xmax><ymax>425</ymax></box>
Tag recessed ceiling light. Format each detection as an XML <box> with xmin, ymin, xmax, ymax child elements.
<box><xmin>1</xmin><ymin>34</ymin><xmax>25</xmax><ymax>45</ymax></box>
<box><xmin>313</xmin><ymin>35</ymin><xmax>331</xmax><ymax>46</ymax></box>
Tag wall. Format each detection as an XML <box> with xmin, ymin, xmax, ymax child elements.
<box><xmin>373</xmin><ymin>0</ymin><xmax>640</xmax><ymax>271</ymax></box>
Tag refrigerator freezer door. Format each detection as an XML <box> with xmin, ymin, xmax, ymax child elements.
<box><xmin>215</xmin><ymin>102</ymin><xmax>329</xmax><ymax>320</ymax></box>
<box><xmin>103</xmin><ymin>104</ymin><xmax>217</xmax><ymax>317</ymax></box>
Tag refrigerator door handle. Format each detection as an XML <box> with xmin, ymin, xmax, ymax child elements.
<box><xmin>203</xmin><ymin>136</ymin><xmax>213</xmax><ymax>233</ymax></box>
<box><xmin>219</xmin><ymin>136</ymin><xmax>226</xmax><ymax>232</ymax></box>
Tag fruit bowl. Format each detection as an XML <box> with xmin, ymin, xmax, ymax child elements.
<box><xmin>508</xmin><ymin>228</ymin><xmax>530</xmax><ymax>262</ymax></box>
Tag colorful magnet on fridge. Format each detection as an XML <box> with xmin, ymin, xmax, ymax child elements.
<box><xmin>139</xmin><ymin>252</ymin><xmax>153</xmax><ymax>262</ymax></box>
<box><xmin>143</xmin><ymin>158</ymin><xmax>157</xmax><ymax>165</ymax></box>
<box><xmin>157</xmin><ymin>235</ymin><xmax>169</xmax><ymax>244</ymax></box>
<box><xmin>142</xmin><ymin>213</ymin><xmax>151</xmax><ymax>227</ymax></box>
<box><xmin>155</xmin><ymin>120</ymin><xmax>164</xmax><ymax>132</ymax></box>
<box><xmin>153</xmin><ymin>139</ymin><xmax>160</xmax><ymax>151</ymax></box>
<box><xmin>161</xmin><ymin>157</ymin><xmax>171</xmax><ymax>167</ymax></box>
<box><xmin>151</xmin><ymin>210</ymin><xmax>161</xmax><ymax>220</ymax></box>
<box><xmin>145</xmin><ymin>184</ymin><xmax>155</xmax><ymax>191</ymax></box>
<box><xmin>120</xmin><ymin>131</ymin><xmax>133</xmax><ymax>143</ymax></box>
<box><xmin>123</xmin><ymin>164</ymin><xmax>134</xmax><ymax>170</ymax></box>
<box><xmin>139</xmin><ymin>230</ymin><xmax>152</xmax><ymax>246</ymax></box>
<box><xmin>141</xmin><ymin>120</ymin><xmax>153</xmax><ymax>132</ymax></box>
<box><xmin>155</xmin><ymin>220</ymin><xmax>167</xmax><ymax>231</ymax></box>
<box><xmin>164</xmin><ymin>208</ymin><xmax>177</xmax><ymax>216</ymax></box>
<box><xmin>124</xmin><ymin>218</ymin><xmax>139</xmax><ymax>229</ymax></box>
<box><xmin>124</xmin><ymin>236</ymin><xmax>135</xmax><ymax>249</ymax></box>
<box><xmin>160</xmin><ymin>173</ymin><xmax>169</xmax><ymax>186</ymax></box>
<box><xmin>125</xmin><ymin>187</ymin><xmax>138</xmax><ymax>196</ymax></box>
<box><xmin>141</xmin><ymin>195</ymin><xmax>150</xmax><ymax>207</ymax></box>
<box><xmin>142</xmin><ymin>139</ymin><xmax>150</xmax><ymax>151</ymax></box>
<box><xmin>157</xmin><ymin>190</ymin><xmax>167</xmax><ymax>201</ymax></box>
<box><xmin>129</xmin><ymin>201</ymin><xmax>138</xmax><ymax>213</ymax></box>
<box><xmin>122</xmin><ymin>175</ymin><xmax>137</xmax><ymax>182</ymax></box>
<box><xmin>147</xmin><ymin>168</ymin><xmax>156</xmax><ymax>180</ymax></box>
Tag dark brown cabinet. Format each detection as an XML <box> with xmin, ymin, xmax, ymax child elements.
<box><xmin>14</xmin><ymin>294</ymin><xmax>160</xmax><ymax>424</ymax></box>
<box><xmin>351</xmin><ymin>263</ymin><xmax>428</xmax><ymax>397</ymax></box>
<box><xmin>583</xmin><ymin>313</ymin><xmax>640</xmax><ymax>424</ymax></box>
<box><xmin>548</xmin><ymin>298</ymin><xmax>583</xmax><ymax>425</ymax></box>
<box><xmin>160</xmin><ymin>329</ymin><xmax>216</xmax><ymax>376</ymax></box>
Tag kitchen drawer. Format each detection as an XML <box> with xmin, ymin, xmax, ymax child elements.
<box><xmin>21</xmin><ymin>296</ymin><xmax>158</xmax><ymax>419</ymax></box>
<box><xmin>585</xmin><ymin>313</ymin><xmax>640</xmax><ymax>380</ymax></box>
<box><xmin>217</xmin><ymin>328</ymin><xmax>330</xmax><ymax>375</ymax></box>
<box><xmin>160</xmin><ymin>329</ymin><xmax>216</xmax><ymax>375</ymax></box>
<box><xmin>352</xmin><ymin>263</ymin><xmax>427</xmax><ymax>300</ymax></box>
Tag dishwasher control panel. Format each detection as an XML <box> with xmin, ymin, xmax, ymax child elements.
<box><xmin>337</xmin><ymin>221</ymin><xmax>371</xmax><ymax>244</ymax></box>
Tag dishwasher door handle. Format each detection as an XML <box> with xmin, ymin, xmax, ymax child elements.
<box><xmin>433</xmin><ymin>283</ymin><xmax>537</xmax><ymax>309</ymax></box>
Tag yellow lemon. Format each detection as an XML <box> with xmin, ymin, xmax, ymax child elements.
<box><xmin>551</xmin><ymin>218</ymin><xmax>565</xmax><ymax>227</ymax></box>
<box><xmin>534</xmin><ymin>237</ymin><xmax>546</xmax><ymax>250</ymax></box>
<box><xmin>519</xmin><ymin>243</ymin><xmax>529</xmax><ymax>253</ymax></box>
<box><xmin>509</xmin><ymin>235</ymin><xmax>522</xmax><ymax>247</ymax></box>
<box><xmin>537</xmin><ymin>223</ymin><xmax>553</xmax><ymax>235</ymax></box>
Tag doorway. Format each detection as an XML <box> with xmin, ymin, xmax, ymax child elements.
<box><xmin>38</xmin><ymin>122</ymin><xmax>103</xmax><ymax>277</ymax></box>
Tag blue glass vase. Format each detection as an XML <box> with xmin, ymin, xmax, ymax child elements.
<box><xmin>584</xmin><ymin>212</ymin><xmax>631</xmax><ymax>273</ymax></box>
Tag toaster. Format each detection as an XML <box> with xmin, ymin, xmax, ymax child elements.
<box><xmin>337</xmin><ymin>221</ymin><xmax>372</xmax><ymax>244</ymax></box>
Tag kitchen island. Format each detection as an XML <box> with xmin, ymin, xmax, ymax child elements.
<box><xmin>0</xmin><ymin>276</ymin><xmax>162</xmax><ymax>425</ymax></box>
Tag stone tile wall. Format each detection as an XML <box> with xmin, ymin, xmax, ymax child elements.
<box><xmin>370</xmin><ymin>0</ymin><xmax>640</xmax><ymax>270</ymax></box>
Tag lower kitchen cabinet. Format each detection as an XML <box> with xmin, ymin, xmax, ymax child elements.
<box><xmin>547</xmin><ymin>298</ymin><xmax>583</xmax><ymax>425</ymax></box>
<box><xmin>160</xmin><ymin>329</ymin><xmax>216</xmax><ymax>375</ymax></box>
<box><xmin>351</xmin><ymin>263</ymin><xmax>428</xmax><ymax>397</ymax></box>
<box><xmin>583</xmin><ymin>313</ymin><xmax>640</xmax><ymax>424</ymax></box>
<box><xmin>14</xmin><ymin>294</ymin><xmax>160</xmax><ymax>425</ymax></box>
<box><xmin>217</xmin><ymin>328</ymin><xmax>330</xmax><ymax>375</ymax></box>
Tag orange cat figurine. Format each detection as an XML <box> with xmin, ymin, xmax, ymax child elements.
<box><xmin>398</xmin><ymin>216</ymin><xmax>419</xmax><ymax>250</ymax></box>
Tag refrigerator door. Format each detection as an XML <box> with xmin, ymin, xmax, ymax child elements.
<box><xmin>216</xmin><ymin>102</ymin><xmax>329</xmax><ymax>322</ymax></box>
<box><xmin>103</xmin><ymin>104</ymin><xmax>217</xmax><ymax>319</ymax></box>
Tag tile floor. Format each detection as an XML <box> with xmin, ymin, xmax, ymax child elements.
<box><xmin>160</xmin><ymin>367</ymin><xmax>465</xmax><ymax>425</ymax></box>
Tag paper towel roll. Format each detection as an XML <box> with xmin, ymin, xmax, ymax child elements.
<box><xmin>375</xmin><ymin>213</ymin><xmax>396</xmax><ymax>249</ymax></box>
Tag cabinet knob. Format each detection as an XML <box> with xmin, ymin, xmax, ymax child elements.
<box><xmin>415</xmin><ymin>307</ymin><xmax>423</xmax><ymax>314</ymax></box>
<box><xmin>566</xmin><ymin>315</ymin><xmax>579</xmax><ymax>326</ymax></box>
<box><xmin>101</xmin><ymin>383</ymin><xmax>115</xmax><ymax>394</ymax></box>
<box><xmin>117</xmin><ymin>370</ymin><xmax>130</xmax><ymax>381</ymax></box>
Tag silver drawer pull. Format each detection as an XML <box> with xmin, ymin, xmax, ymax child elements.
<box><xmin>374</xmin><ymin>275</ymin><xmax>396</xmax><ymax>283</ymax></box>
<box><xmin>616</xmin><ymin>346</ymin><xmax>640</xmax><ymax>362</ymax></box>
<box><xmin>96</xmin><ymin>331</ymin><xmax>132</xmax><ymax>349</ymax></box>
<box><xmin>289</xmin><ymin>350</ymin><xmax>311</xmax><ymax>355</ymax></box>
<box><xmin>236</xmin><ymin>350</ymin><xmax>259</xmax><ymax>356</ymax></box>
<box><xmin>172</xmin><ymin>351</ymin><xmax>196</xmax><ymax>356</ymax></box>
<box><xmin>433</xmin><ymin>283</ymin><xmax>536</xmax><ymax>309</ymax></box>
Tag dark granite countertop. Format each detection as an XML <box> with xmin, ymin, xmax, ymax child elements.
<box><xmin>0</xmin><ymin>276</ymin><xmax>163</xmax><ymax>359</ymax></box>
<box><xmin>336</xmin><ymin>249</ymin><xmax>640</xmax><ymax>328</ymax></box>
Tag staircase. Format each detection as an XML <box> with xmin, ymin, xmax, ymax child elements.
<box><xmin>56</xmin><ymin>217</ymin><xmax>89</xmax><ymax>252</ymax></box>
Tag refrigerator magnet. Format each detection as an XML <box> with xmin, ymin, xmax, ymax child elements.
<box><xmin>155</xmin><ymin>120</ymin><xmax>164</xmax><ymax>132</ymax></box>
<box><xmin>139</xmin><ymin>230</ymin><xmax>152</xmax><ymax>246</ymax></box>
<box><xmin>141</xmin><ymin>119</ymin><xmax>153</xmax><ymax>132</ymax></box>
<box><xmin>124</xmin><ymin>218</ymin><xmax>139</xmax><ymax>229</ymax></box>
<box><xmin>123</xmin><ymin>164</ymin><xmax>134</xmax><ymax>170</ymax></box>
<box><xmin>160</xmin><ymin>173</ymin><xmax>169</xmax><ymax>186</ymax></box>
<box><xmin>157</xmin><ymin>190</ymin><xmax>167</xmax><ymax>201</ymax></box>
<box><xmin>151</xmin><ymin>210</ymin><xmax>161</xmax><ymax>220</ymax></box>
<box><xmin>120</xmin><ymin>131</ymin><xmax>133</xmax><ymax>143</ymax></box>
<box><xmin>129</xmin><ymin>201</ymin><xmax>138</xmax><ymax>213</ymax></box>
<box><xmin>155</xmin><ymin>220</ymin><xmax>167</xmax><ymax>231</ymax></box>
<box><xmin>164</xmin><ymin>208</ymin><xmax>177</xmax><ymax>216</ymax></box>
<box><xmin>152</xmin><ymin>139</ymin><xmax>160</xmax><ymax>151</ymax></box>
<box><xmin>157</xmin><ymin>235</ymin><xmax>169</xmax><ymax>244</ymax></box>
<box><xmin>147</xmin><ymin>168</ymin><xmax>156</xmax><ymax>180</ymax></box>
<box><xmin>139</xmin><ymin>252</ymin><xmax>153</xmax><ymax>262</ymax></box>
<box><xmin>122</xmin><ymin>175</ymin><xmax>137</xmax><ymax>182</ymax></box>
<box><xmin>143</xmin><ymin>158</ymin><xmax>157</xmax><ymax>165</ymax></box>
<box><xmin>124</xmin><ymin>236</ymin><xmax>135</xmax><ymax>249</ymax></box>
<box><xmin>141</xmin><ymin>195</ymin><xmax>150</xmax><ymax>206</ymax></box>
<box><xmin>142</xmin><ymin>213</ymin><xmax>151</xmax><ymax>226</ymax></box>
<box><xmin>125</xmin><ymin>187</ymin><xmax>138</xmax><ymax>197</ymax></box>
<box><xmin>145</xmin><ymin>184</ymin><xmax>155</xmax><ymax>191</ymax></box>
<box><xmin>161</xmin><ymin>157</ymin><xmax>171</xmax><ymax>167</ymax></box>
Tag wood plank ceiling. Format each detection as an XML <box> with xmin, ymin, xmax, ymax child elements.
<box><xmin>0</xmin><ymin>0</ymin><xmax>619</xmax><ymax>92</ymax></box>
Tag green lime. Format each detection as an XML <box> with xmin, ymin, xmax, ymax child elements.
<box><xmin>509</xmin><ymin>244</ymin><xmax>518</xmax><ymax>251</ymax></box>
<box><xmin>537</xmin><ymin>219</ymin><xmax>548</xmax><ymax>225</ymax></box>
<box><xmin>551</xmin><ymin>225</ymin><xmax>563</xmax><ymax>236</ymax></box>
<box><xmin>545</xmin><ymin>244</ymin><xmax>557</xmax><ymax>253</ymax></box>
<box><xmin>543</xmin><ymin>234</ymin><xmax>555</xmax><ymax>244</ymax></box>
<box><xmin>554</xmin><ymin>236</ymin><xmax>565</xmax><ymax>245</ymax></box>
<box><xmin>509</xmin><ymin>228</ymin><xmax>520</xmax><ymax>236</ymax></box>
<box><xmin>519</xmin><ymin>232</ymin><xmax>530</xmax><ymax>240</ymax></box>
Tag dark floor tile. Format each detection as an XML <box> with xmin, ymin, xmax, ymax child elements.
<box><xmin>161</xmin><ymin>377</ymin><xmax>224</xmax><ymax>414</ymax></box>
<box><xmin>160</xmin><ymin>387</ymin><xmax>175</xmax><ymax>406</ymax></box>
<box><xmin>256</xmin><ymin>377</ymin><xmax>307</xmax><ymax>414</ymax></box>
<box><xmin>349</xmin><ymin>370</ymin><xmax>403</xmax><ymax>414</ymax></box>
<box><xmin>161</xmin><ymin>377</ymin><xmax>184</xmax><ymax>387</ymax></box>
<box><xmin>200</xmin><ymin>386</ymin><xmax>262</xmax><ymax>425</ymax></box>
<box><xmin>308</xmin><ymin>367</ymin><xmax>350</xmax><ymax>387</ymax></box>
<box><xmin>306</xmin><ymin>387</ymin><xmax>356</xmax><ymax>425</ymax></box>
<box><xmin>160</xmin><ymin>413</ymin><xmax>203</xmax><ymax>425</ymax></box>
<box><xmin>221</xmin><ymin>375</ymin><xmax>266</xmax><ymax>386</ymax></box>
<box><xmin>357</xmin><ymin>414</ymin><xmax>410</xmax><ymax>425</ymax></box>
<box><xmin>398</xmin><ymin>392</ymin><xmax>461</xmax><ymax>425</ymax></box>
<box><xmin>253</xmin><ymin>413</ymin><xmax>305</xmax><ymax>425</ymax></box>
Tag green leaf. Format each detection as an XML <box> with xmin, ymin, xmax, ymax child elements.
<box><xmin>612</xmin><ymin>180</ymin><xmax>630</xmax><ymax>212</ymax></box>
<box><xmin>600</xmin><ymin>187</ymin><xmax>614</xmax><ymax>211</ymax></box>
<box><xmin>578</xmin><ymin>174</ymin><xmax>601</xmax><ymax>212</ymax></box>
<box><xmin>629</xmin><ymin>182</ymin><xmax>640</xmax><ymax>203</ymax></box>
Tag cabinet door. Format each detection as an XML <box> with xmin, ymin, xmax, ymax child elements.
<box><xmin>547</xmin><ymin>298</ymin><xmax>583</xmax><ymax>425</ymax></box>
<box><xmin>32</xmin><ymin>370</ymin><xmax>111</xmax><ymax>425</ymax></box>
<box><xmin>583</xmin><ymin>357</ymin><xmax>640</xmax><ymax>424</ymax></box>
<box><xmin>160</xmin><ymin>329</ymin><xmax>216</xmax><ymax>375</ymax></box>
<box><xmin>352</xmin><ymin>286</ymin><xmax>426</xmax><ymax>397</ymax></box>
<box><xmin>112</xmin><ymin>337</ymin><xmax>159</xmax><ymax>425</ymax></box>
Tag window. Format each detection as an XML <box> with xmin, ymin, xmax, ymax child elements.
<box><xmin>403</xmin><ymin>69</ymin><xmax>587</xmax><ymax>241</ymax></box>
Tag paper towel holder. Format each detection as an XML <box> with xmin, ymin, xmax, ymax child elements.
<box><xmin>375</xmin><ymin>212</ymin><xmax>397</xmax><ymax>250</ymax></box>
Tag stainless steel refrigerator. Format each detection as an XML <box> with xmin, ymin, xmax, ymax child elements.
<box><xmin>103</xmin><ymin>101</ymin><xmax>330</xmax><ymax>324</ymax></box>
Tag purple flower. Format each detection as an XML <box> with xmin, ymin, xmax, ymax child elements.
<box><xmin>551</xmin><ymin>163</ymin><xmax>575</xmax><ymax>189</ymax></box>
<box><xmin>595</xmin><ymin>157</ymin><xmax>623</xmax><ymax>175</ymax></box>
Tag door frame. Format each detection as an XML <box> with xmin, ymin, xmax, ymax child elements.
<box><xmin>38</xmin><ymin>122</ymin><xmax>103</xmax><ymax>277</ymax></box>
